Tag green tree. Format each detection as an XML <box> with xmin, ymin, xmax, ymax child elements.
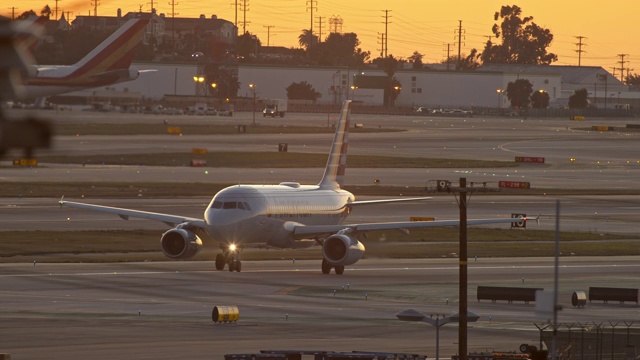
<box><xmin>313</xmin><ymin>32</ymin><xmax>369</xmax><ymax>66</ymax></box>
<box><xmin>236</xmin><ymin>32</ymin><xmax>261</xmax><ymax>60</ymax></box>
<box><xmin>286</xmin><ymin>81</ymin><xmax>321</xmax><ymax>102</ymax></box>
<box><xmin>625</xmin><ymin>72</ymin><xmax>640</xmax><ymax>90</ymax></box>
<box><xmin>530</xmin><ymin>90</ymin><xmax>550</xmax><ymax>108</ymax></box>
<box><xmin>480</xmin><ymin>5</ymin><xmax>557</xmax><ymax>65</ymax></box>
<box><xmin>408</xmin><ymin>51</ymin><xmax>423</xmax><ymax>69</ymax></box>
<box><xmin>40</xmin><ymin>5</ymin><xmax>52</xmax><ymax>18</ymax></box>
<box><xmin>568</xmin><ymin>88</ymin><xmax>589</xmax><ymax>109</ymax></box>
<box><xmin>505</xmin><ymin>78</ymin><xmax>533</xmax><ymax>108</ymax></box>
<box><xmin>441</xmin><ymin>51</ymin><xmax>480</xmax><ymax>70</ymax></box>
<box><xmin>16</xmin><ymin>10</ymin><xmax>37</xmax><ymax>20</ymax></box>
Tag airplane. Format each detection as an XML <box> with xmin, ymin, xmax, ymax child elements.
<box><xmin>60</xmin><ymin>100</ymin><xmax>526</xmax><ymax>275</ymax></box>
<box><xmin>18</xmin><ymin>17</ymin><xmax>150</xmax><ymax>100</ymax></box>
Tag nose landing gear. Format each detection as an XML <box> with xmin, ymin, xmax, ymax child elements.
<box><xmin>215</xmin><ymin>246</ymin><xmax>242</xmax><ymax>272</ymax></box>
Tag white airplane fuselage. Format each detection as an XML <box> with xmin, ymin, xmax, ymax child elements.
<box><xmin>204</xmin><ymin>183</ymin><xmax>354</xmax><ymax>249</ymax></box>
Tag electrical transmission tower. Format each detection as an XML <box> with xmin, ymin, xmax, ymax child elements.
<box><xmin>329</xmin><ymin>15</ymin><xmax>342</xmax><ymax>33</ymax></box>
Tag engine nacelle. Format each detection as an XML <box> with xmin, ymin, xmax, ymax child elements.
<box><xmin>322</xmin><ymin>234</ymin><xmax>365</xmax><ymax>266</ymax></box>
<box><xmin>160</xmin><ymin>228</ymin><xmax>203</xmax><ymax>260</ymax></box>
<box><xmin>127</xmin><ymin>68</ymin><xmax>140</xmax><ymax>80</ymax></box>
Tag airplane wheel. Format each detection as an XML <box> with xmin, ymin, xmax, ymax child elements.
<box><xmin>228</xmin><ymin>260</ymin><xmax>236</xmax><ymax>272</ymax></box>
<box><xmin>215</xmin><ymin>254</ymin><xmax>225</xmax><ymax>270</ymax></box>
<box><xmin>235</xmin><ymin>260</ymin><xmax>242</xmax><ymax>272</ymax></box>
<box><xmin>335</xmin><ymin>265</ymin><xmax>345</xmax><ymax>275</ymax></box>
<box><xmin>321</xmin><ymin>259</ymin><xmax>331</xmax><ymax>274</ymax></box>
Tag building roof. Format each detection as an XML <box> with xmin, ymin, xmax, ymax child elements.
<box><xmin>477</xmin><ymin>64</ymin><xmax>623</xmax><ymax>86</ymax></box>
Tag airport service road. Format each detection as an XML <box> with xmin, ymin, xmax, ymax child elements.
<box><xmin>0</xmin><ymin>257</ymin><xmax>638</xmax><ymax>360</ymax></box>
<box><xmin>2</xmin><ymin>195</ymin><xmax>640</xmax><ymax>234</ymax></box>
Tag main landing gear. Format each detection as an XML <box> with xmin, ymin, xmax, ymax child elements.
<box><xmin>321</xmin><ymin>258</ymin><xmax>344</xmax><ymax>275</ymax></box>
<box><xmin>215</xmin><ymin>247</ymin><xmax>242</xmax><ymax>272</ymax></box>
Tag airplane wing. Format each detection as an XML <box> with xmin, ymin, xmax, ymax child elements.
<box><xmin>349</xmin><ymin>197</ymin><xmax>431</xmax><ymax>206</ymax></box>
<box><xmin>59</xmin><ymin>199</ymin><xmax>206</xmax><ymax>228</ymax></box>
<box><xmin>292</xmin><ymin>217</ymin><xmax>524</xmax><ymax>239</ymax></box>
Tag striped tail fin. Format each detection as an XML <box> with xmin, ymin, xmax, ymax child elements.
<box><xmin>318</xmin><ymin>100</ymin><xmax>351</xmax><ymax>189</ymax></box>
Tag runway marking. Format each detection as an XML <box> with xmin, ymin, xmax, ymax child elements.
<box><xmin>1</xmin><ymin>263</ymin><xmax>638</xmax><ymax>278</ymax></box>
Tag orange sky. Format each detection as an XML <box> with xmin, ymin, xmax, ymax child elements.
<box><xmin>11</xmin><ymin>0</ymin><xmax>640</xmax><ymax>76</ymax></box>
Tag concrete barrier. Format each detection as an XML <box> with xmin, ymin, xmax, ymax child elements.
<box><xmin>588</xmin><ymin>287</ymin><xmax>638</xmax><ymax>304</ymax></box>
<box><xmin>477</xmin><ymin>286</ymin><xmax>543</xmax><ymax>303</ymax></box>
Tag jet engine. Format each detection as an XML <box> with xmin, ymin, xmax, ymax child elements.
<box><xmin>322</xmin><ymin>234</ymin><xmax>365</xmax><ymax>266</ymax></box>
<box><xmin>160</xmin><ymin>228</ymin><xmax>203</xmax><ymax>260</ymax></box>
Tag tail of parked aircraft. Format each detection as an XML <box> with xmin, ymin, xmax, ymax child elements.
<box><xmin>318</xmin><ymin>100</ymin><xmax>351</xmax><ymax>190</ymax></box>
<box><xmin>23</xmin><ymin>17</ymin><xmax>149</xmax><ymax>97</ymax></box>
<box><xmin>71</xmin><ymin>17</ymin><xmax>149</xmax><ymax>79</ymax></box>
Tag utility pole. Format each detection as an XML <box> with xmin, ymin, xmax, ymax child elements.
<box><xmin>168</xmin><ymin>0</ymin><xmax>178</xmax><ymax>51</ymax></box>
<box><xmin>429</xmin><ymin>178</ymin><xmax>502</xmax><ymax>360</ymax></box>
<box><xmin>574</xmin><ymin>36</ymin><xmax>587</xmax><ymax>66</ymax></box>
<box><xmin>454</xmin><ymin>20</ymin><xmax>465</xmax><ymax>70</ymax></box>
<box><xmin>443</xmin><ymin>43</ymin><xmax>452</xmax><ymax>70</ymax></box>
<box><xmin>239</xmin><ymin>0</ymin><xmax>249</xmax><ymax>34</ymax></box>
<box><xmin>315</xmin><ymin>16</ymin><xmax>323</xmax><ymax>43</ymax></box>
<box><xmin>381</xmin><ymin>9</ymin><xmax>391</xmax><ymax>58</ymax></box>
<box><xmin>54</xmin><ymin>0</ymin><xmax>61</xmax><ymax>20</ymax></box>
<box><xmin>263</xmin><ymin>25</ymin><xmax>274</xmax><ymax>47</ymax></box>
<box><xmin>617</xmin><ymin>54</ymin><xmax>629</xmax><ymax>82</ymax></box>
<box><xmin>9</xmin><ymin>7</ymin><xmax>17</xmax><ymax>19</ymax></box>
<box><xmin>91</xmin><ymin>0</ymin><xmax>99</xmax><ymax>17</ymax></box>
<box><xmin>147</xmin><ymin>0</ymin><xmax>154</xmax><ymax>12</ymax></box>
<box><xmin>377</xmin><ymin>33</ymin><xmax>385</xmax><ymax>58</ymax></box>
<box><xmin>306</xmin><ymin>0</ymin><xmax>317</xmax><ymax>50</ymax></box>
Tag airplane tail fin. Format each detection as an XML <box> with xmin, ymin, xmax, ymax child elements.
<box><xmin>318</xmin><ymin>100</ymin><xmax>352</xmax><ymax>190</ymax></box>
<box><xmin>69</xmin><ymin>18</ymin><xmax>149</xmax><ymax>77</ymax></box>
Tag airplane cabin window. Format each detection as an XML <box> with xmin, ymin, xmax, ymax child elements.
<box><xmin>238</xmin><ymin>202</ymin><xmax>246</xmax><ymax>210</ymax></box>
<box><xmin>243</xmin><ymin>202</ymin><xmax>252</xmax><ymax>210</ymax></box>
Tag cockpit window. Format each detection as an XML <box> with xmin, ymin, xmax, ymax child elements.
<box><xmin>212</xmin><ymin>201</ymin><xmax>251</xmax><ymax>210</ymax></box>
<box><xmin>211</xmin><ymin>201</ymin><xmax>223</xmax><ymax>209</ymax></box>
<box><xmin>223</xmin><ymin>201</ymin><xmax>237</xmax><ymax>209</ymax></box>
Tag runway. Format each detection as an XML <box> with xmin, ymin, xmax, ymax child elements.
<box><xmin>1</xmin><ymin>257</ymin><xmax>639</xmax><ymax>360</ymax></box>
<box><xmin>2</xmin><ymin>110</ymin><xmax>640</xmax><ymax>359</ymax></box>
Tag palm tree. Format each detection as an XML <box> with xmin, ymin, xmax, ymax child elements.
<box><xmin>298</xmin><ymin>29</ymin><xmax>318</xmax><ymax>51</ymax></box>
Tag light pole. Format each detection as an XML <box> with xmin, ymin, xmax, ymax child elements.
<box><xmin>350</xmin><ymin>85</ymin><xmax>358</xmax><ymax>101</ymax></box>
<box><xmin>249</xmin><ymin>83</ymin><xmax>256</xmax><ymax>126</ymax></box>
<box><xmin>396</xmin><ymin>309</ymin><xmax>479</xmax><ymax>360</ymax></box>
<box><xmin>193</xmin><ymin>75</ymin><xmax>205</xmax><ymax>106</ymax></box>
<box><xmin>496</xmin><ymin>89</ymin><xmax>504</xmax><ymax>108</ymax></box>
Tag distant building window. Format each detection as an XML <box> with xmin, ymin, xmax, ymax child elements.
<box><xmin>417</xmin><ymin>88</ymin><xmax>422</xmax><ymax>93</ymax></box>
<box><xmin>411</xmin><ymin>88</ymin><xmax>416</xmax><ymax>93</ymax></box>
<box><xmin>411</xmin><ymin>76</ymin><xmax>416</xmax><ymax>81</ymax></box>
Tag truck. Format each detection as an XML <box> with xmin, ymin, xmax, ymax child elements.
<box><xmin>263</xmin><ymin>99</ymin><xmax>287</xmax><ymax>117</ymax></box>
